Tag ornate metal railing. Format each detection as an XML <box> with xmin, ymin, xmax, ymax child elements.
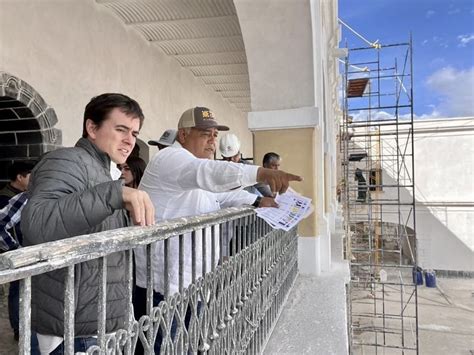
<box><xmin>0</xmin><ymin>207</ymin><xmax>298</xmax><ymax>354</ymax></box>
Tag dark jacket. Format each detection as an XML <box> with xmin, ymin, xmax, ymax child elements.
<box><xmin>22</xmin><ymin>138</ymin><xmax>130</xmax><ymax>336</ymax></box>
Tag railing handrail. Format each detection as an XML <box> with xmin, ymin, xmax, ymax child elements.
<box><xmin>0</xmin><ymin>206</ymin><xmax>255</xmax><ymax>284</ymax></box>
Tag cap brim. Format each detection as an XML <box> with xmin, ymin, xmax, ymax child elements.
<box><xmin>222</xmin><ymin>149</ymin><xmax>239</xmax><ymax>158</ymax></box>
<box><xmin>194</xmin><ymin>124</ymin><xmax>229</xmax><ymax>131</ymax></box>
<box><xmin>216</xmin><ymin>125</ymin><xmax>230</xmax><ymax>131</ymax></box>
<box><xmin>148</xmin><ymin>140</ymin><xmax>160</xmax><ymax>146</ymax></box>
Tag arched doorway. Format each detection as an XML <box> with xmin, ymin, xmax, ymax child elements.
<box><xmin>0</xmin><ymin>72</ymin><xmax>62</xmax><ymax>184</ymax></box>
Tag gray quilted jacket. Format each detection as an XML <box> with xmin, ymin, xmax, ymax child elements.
<box><xmin>22</xmin><ymin>138</ymin><xmax>130</xmax><ymax>336</ymax></box>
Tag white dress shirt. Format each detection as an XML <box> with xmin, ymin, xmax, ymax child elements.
<box><xmin>135</xmin><ymin>142</ymin><xmax>259</xmax><ymax>294</ymax></box>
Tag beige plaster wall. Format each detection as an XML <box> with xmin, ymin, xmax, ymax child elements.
<box><xmin>235</xmin><ymin>0</ymin><xmax>315</xmax><ymax>111</ymax></box>
<box><xmin>253</xmin><ymin>128</ymin><xmax>316</xmax><ymax>236</ymax></box>
<box><xmin>0</xmin><ymin>0</ymin><xmax>251</xmax><ymax>157</ymax></box>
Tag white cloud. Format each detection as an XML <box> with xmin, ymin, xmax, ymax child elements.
<box><xmin>351</xmin><ymin>110</ymin><xmax>436</xmax><ymax>122</ymax></box>
<box><xmin>426</xmin><ymin>10</ymin><xmax>435</xmax><ymax>18</ymax></box>
<box><xmin>422</xmin><ymin>39</ymin><xmax>429</xmax><ymax>46</ymax></box>
<box><xmin>457</xmin><ymin>34</ymin><xmax>474</xmax><ymax>47</ymax></box>
<box><xmin>351</xmin><ymin>110</ymin><xmax>393</xmax><ymax>121</ymax></box>
<box><xmin>425</xmin><ymin>66</ymin><xmax>474</xmax><ymax>117</ymax></box>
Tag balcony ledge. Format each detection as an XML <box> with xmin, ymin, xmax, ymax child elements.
<box><xmin>264</xmin><ymin>261</ymin><xmax>350</xmax><ymax>354</ymax></box>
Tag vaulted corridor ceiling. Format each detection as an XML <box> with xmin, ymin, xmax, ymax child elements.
<box><xmin>97</xmin><ymin>0</ymin><xmax>251</xmax><ymax>112</ymax></box>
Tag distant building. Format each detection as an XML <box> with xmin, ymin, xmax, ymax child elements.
<box><xmin>349</xmin><ymin>117</ymin><xmax>474</xmax><ymax>273</ymax></box>
<box><xmin>412</xmin><ymin>117</ymin><xmax>474</xmax><ymax>273</ymax></box>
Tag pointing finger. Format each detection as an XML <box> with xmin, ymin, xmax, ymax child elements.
<box><xmin>287</xmin><ymin>173</ymin><xmax>303</xmax><ymax>182</ymax></box>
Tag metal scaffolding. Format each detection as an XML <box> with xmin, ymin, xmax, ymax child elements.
<box><xmin>340</xmin><ymin>37</ymin><xmax>419</xmax><ymax>354</ymax></box>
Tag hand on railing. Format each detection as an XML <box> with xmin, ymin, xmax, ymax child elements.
<box><xmin>122</xmin><ymin>187</ymin><xmax>155</xmax><ymax>226</ymax></box>
<box><xmin>256</xmin><ymin>168</ymin><xmax>303</xmax><ymax>196</ymax></box>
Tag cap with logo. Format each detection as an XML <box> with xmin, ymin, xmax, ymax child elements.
<box><xmin>219</xmin><ymin>133</ymin><xmax>241</xmax><ymax>158</ymax></box>
<box><xmin>178</xmin><ymin>107</ymin><xmax>229</xmax><ymax>131</ymax></box>
<box><xmin>148</xmin><ymin>129</ymin><xmax>177</xmax><ymax>147</ymax></box>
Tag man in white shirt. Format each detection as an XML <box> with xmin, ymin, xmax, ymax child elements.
<box><xmin>134</xmin><ymin>106</ymin><xmax>301</xmax><ymax>353</ymax></box>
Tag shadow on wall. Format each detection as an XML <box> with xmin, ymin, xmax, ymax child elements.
<box><xmin>380</xmin><ymin>170</ymin><xmax>473</xmax><ymax>272</ymax></box>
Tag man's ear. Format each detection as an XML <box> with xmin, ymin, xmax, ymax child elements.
<box><xmin>177</xmin><ymin>129</ymin><xmax>186</xmax><ymax>144</ymax></box>
<box><xmin>85</xmin><ymin>119</ymin><xmax>97</xmax><ymax>139</ymax></box>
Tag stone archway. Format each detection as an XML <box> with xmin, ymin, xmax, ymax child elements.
<box><xmin>0</xmin><ymin>72</ymin><xmax>62</xmax><ymax>183</ymax></box>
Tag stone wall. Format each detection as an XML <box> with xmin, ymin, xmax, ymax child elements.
<box><xmin>0</xmin><ymin>73</ymin><xmax>62</xmax><ymax>183</ymax></box>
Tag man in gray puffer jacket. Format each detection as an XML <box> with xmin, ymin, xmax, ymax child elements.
<box><xmin>22</xmin><ymin>93</ymin><xmax>155</xmax><ymax>354</ymax></box>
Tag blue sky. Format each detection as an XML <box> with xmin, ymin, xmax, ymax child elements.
<box><xmin>338</xmin><ymin>0</ymin><xmax>474</xmax><ymax>118</ymax></box>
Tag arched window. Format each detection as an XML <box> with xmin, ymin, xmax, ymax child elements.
<box><xmin>0</xmin><ymin>72</ymin><xmax>61</xmax><ymax>184</ymax></box>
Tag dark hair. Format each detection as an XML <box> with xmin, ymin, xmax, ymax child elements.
<box><xmin>123</xmin><ymin>156</ymin><xmax>147</xmax><ymax>189</ymax></box>
<box><xmin>7</xmin><ymin>161</ymin><xmax>36</xmax><ymax>181</ymax></box>
<box><xmin>82</xmin><ymin>93</ymin><xmax>145</xmax><ymax>138</ymax></box>
<box><xmin>262</xmin><ymin>152</ymin><xmax>280</xmax><ymax>167</ymax></box>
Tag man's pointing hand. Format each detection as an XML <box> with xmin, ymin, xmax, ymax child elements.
<box><xmin>256</xmin><ymin>167</ymin><xmax>303</xmax><ymax>196</ymax></box>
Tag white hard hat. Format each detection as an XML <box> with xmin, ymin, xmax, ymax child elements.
<box><xmin>219</xmin><ymin>133</ymin><xmax>241</xmax><ymax>158</ymax></box>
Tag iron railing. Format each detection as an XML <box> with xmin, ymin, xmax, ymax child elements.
<box><xmin>0</xmin><ymin>207</ymin><xmax>298</xmax><ymax>354</ymax></box>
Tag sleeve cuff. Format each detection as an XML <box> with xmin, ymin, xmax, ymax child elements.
<box><xmin>109</xmin><ymin>180</ymin><xmax>124</xmax><ymax>210</ymax></box>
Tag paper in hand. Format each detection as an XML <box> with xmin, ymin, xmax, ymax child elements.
<box><xmin>255</xmin><ymin>188</ymin><xmax>313</xmax><ymax>231</ymax></box>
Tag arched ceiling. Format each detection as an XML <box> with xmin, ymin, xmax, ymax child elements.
<box><xmin>96</xmin><ymin>0</ymin><xmax>251</xmax><ymax>112</ymax></box>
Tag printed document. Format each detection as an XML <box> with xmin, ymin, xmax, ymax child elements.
<box><xmin>256</xmin><ymin>188</ymin><xmax>313</xmax><ymax>231</ymax></box>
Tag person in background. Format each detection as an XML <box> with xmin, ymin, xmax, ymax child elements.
<box><xmin>0</xmin><ymin>161</ymin><xmax>36</xmax><ymax>344</ymax></box>
<box><xmin>260</xmin><ymin>152</ymin><xmax>282</xmax><ymax>197</ymax></box>
<box><xmin>118</xmin><ymin>155</ymin><xmax>147</xmax><ymax>189</ymax></box>
<box><xmin>21</xmin><ymin>93</ymin><xmax>154</xmax><ymax>354</ymax></box>
<box><xmin>219</xmin><ymin>133</ymin><xmax>242</xmax><ymax>163</ymax></box>
<box><xmin>0</xmin><ymin>161</ymin><xmax>35</xmax><ymax>210</ymax></box>
<box><xmin>263</xmin><ymin>152</ymin><xmax>281</xmax><ymax>170</ymax></box>
<box><xmin>0</xmin><ymin>191</ymin><xmax>41</xmax><ymax>354</ymax></box>
<box><xmin>148</xmin><ymin>128</ymin><xmax>177</xmax><ymax>150</ymax></box>
<box><xmin>0</xmin><ymin>192</ymin><xmax>27</xmax><ymax>253</ymax></box>
<box><xmin>355</xmin><ymin>168</ymin><xmax>367</xmax><ymax>202</ymax></box>
<box><xmin>219</xmin><ymin>133</ymin><xmax>273</xmax><ymax>197</ymax></box>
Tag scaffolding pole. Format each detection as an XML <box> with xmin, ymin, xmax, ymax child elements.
<box><xmin>340</xmin><ymin>37</ymin><xmax>419</xmax><ymax>355</ymax></box>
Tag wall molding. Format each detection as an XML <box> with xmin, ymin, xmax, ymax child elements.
<box><xmin>248</xmin><ymin>106</ymin><xmax>319</xmax><ymax>131</ymax></box>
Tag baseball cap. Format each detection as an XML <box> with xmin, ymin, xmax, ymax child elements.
<box><xmin>219</xmin><ymin>133</ymin><xmax>241</xmax><ymax>158</ymax></box>
<box><xmin>178</xmin><ymin>107</ymin><xmax>229</xmax><ymax>131</ymax></box>
<box><xmin>148</xmin><ymin>129</ymin><xmax>177</xmax><ymax>147</ymax></box>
